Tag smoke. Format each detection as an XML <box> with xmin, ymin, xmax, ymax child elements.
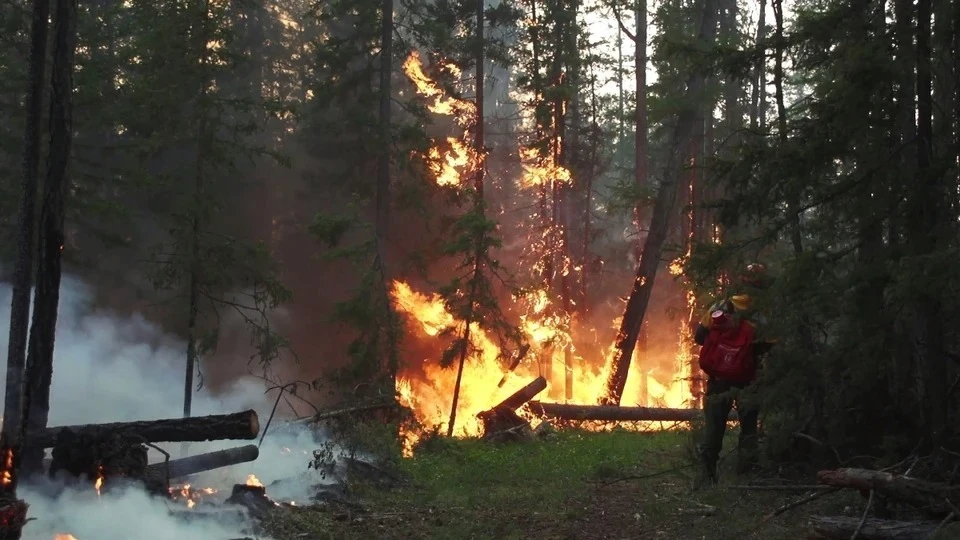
<box><xmin>0</xmin><ymin>275</ymin><xmax>333</xmax><ymax>539</ymax></box>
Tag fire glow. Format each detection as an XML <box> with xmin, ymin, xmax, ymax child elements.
<box><xmin>395</xmin><ymin>50</ymin><xmax>699</xmax><ymax>455</ymax></box>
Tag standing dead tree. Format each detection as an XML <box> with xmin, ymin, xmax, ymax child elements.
<box><xmin>603</xmin><ymin>0</ymin><xmax>720</xmax><ymax>405</ymax></box>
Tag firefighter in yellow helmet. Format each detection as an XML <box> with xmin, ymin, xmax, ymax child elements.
<box><xmin>692</xmin><ymin>263</ymin><xmax>776</xmax><ymax>488</ymax></box>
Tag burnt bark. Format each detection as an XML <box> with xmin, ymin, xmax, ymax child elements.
<box><xmin>27</xmin><ymin>409</ymin><xmax>261</xmax><ymax>448</ymax></box>
<box><xmin>602</xmin><ymin>0</ymin><xmax>719</xmax><ymax>405</ymax></box>
<box><xmin>21</xmin><ymin>0</ymin><xmax>78</xmax><ymax>477</ymax></box>
<box><xmin>0</xmin><ymin>0</ymin><xmax>50</xmax><ymax>501</ymax></box>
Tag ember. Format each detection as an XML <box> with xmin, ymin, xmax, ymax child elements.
<box><xmin>53</xmin><ymin>534</ymin><xmax>77</xmax><ymax>540</ymax></box>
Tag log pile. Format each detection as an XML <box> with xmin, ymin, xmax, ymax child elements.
<box><xmin>39</xmin><ymin>410</ymin><xmax>262</xmax><ymax>499</ymax></box>
<box><xmin>808</xmin><ymin>467</ymin><xmax>960</xmax><ymax>539</ymax></box>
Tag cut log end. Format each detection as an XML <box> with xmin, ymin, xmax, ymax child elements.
<box><xmin>248</xmin><ymin>411</ymin><xmax>260</xmax><ymax>439</ymax></box>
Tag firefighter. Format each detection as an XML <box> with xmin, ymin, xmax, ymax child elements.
<box><xmin>692</xmin><ymin>263</ymin><xmax>775</xmax><ymax>489</ymax></box>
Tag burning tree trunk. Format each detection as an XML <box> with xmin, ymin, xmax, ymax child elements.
<box><xmin>446</xmin><ymin>0</ymin><xmax>485</xmax><ymax>438</ymax></box>
<box><xmin>21</xmin><ymin>0</ymin><xmax>78</xmax><ymax>477</ymax></box>
<box><xmin>0</xmin><ymin>0</ymin><xmax>50</xmax><ymax>505</ymax></box>
<box><xmin>27</xmin><ymin>409</ymin><xmax>260</xmax><ymax>448</ymax></box>
<box><xmin>144</xmin><ymin>444</ymin><xmax>260</xmax><ymax>480</ymax></box>
<box><xmin>603</xmin><ymin>0</ymin><xmax>720</xmax><ymax>405</ymax></box>
<box><xmin>489</xmin><ymin>376</ymin><xmax>547</xmax><ymax>412</ymax></box>
<box><xmin>529</xmin><ymin>401</ymin><xmax>736</xmax><ymax>422</ymax></box>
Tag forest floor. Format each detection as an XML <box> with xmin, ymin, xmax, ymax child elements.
<box><xmin>258</xmin><ymin>429</ymin><xmax>864</xmax><ymax>539</ymax></box>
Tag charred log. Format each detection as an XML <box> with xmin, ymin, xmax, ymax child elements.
<box><xmin>0</xmin><ymin>497</ymin><xmax>28</xmax><ymax>540</ymax></box>
<box><xmin>492</xmin><ymin>377</ymin><xmax>547</xmax><ymax>411</ymax></box>
<box><xmin>28</xmin><ymin>409</ymin><xmax>260</xmax><ymax>448</ymax></box>
<box><xmin>47</xmin><ymin>428</ymin><xmax>166</xmax><ymax>496</ymax></box>
<box><xmin>144</xmin><ymin>444</ymin><xmax>260</xmax><ymax>480</ymax></box>
<box><xmin>528</xmin><ymin>401</ymin><xmax>736</xmax><ymax>422</ymax></box>
<box><xmin>809</xmin><ymin>516</ymin><xmax>941</xmax><ymax>539</ymax></box>
<box><xmin>817</xmin><ymin>468</ymin><xmax>960</xmax><ymax>517</ymax></box>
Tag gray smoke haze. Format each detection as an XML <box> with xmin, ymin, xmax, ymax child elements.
<box><xmin>0</xmin><ymin>275</ymin><xmax>333</xmax><ymax>539</ymax></box>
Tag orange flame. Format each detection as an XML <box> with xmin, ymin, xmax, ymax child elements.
<box><xmin>245</xmin><ymin>474</ymin><xmax>263</xmax><ymax>487</ymax></box>
<box><xmin>402</xmin><ymin>51</ymin><xmax>479</xmax><ymax>188</ymax></box>
<box><xmin>53</xmin><ymin>535</ymin><xmax>77</xmax><ymax>540</ymax></box>
<box><xmin>1</xmin><ymin>448</ymin><xmax>12</xmax><ymax>486</ymax></box>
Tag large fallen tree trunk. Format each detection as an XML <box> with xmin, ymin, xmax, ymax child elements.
<box><xmin>493</xmin><ymin>377</ymin><xmax>547</xmax><ymax>411</ymax></box>
<box><xmin>817</xmin><ymin>468</ymin><xmax>960</xmax><ymax>516</ymax></box>
<box><xmin>145</xmin><ymin>444</ymin><xmax>260</xmax><ymax>480</ymax></box>
<box><xmin>528</xmin><ymin>401</ymin><xmax>737</xmax><ymax>422</ymax></box>
<box><xmin>809</xmin><ymin>516</ymin><xmax>941</xmax><ymax>539</ymax></box>
<box><xmin>27</xmin><ymin>410</ymin><xmax>260</xmax><ymax>448</ymax></box>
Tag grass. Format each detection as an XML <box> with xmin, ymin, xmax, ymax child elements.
<box><xmin>258</xmin><ymin>427</ymin><xmax>867</xmax><ymax>539</ymax></box>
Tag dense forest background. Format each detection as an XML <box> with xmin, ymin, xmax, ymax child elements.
<box><xmin>1</xmin><ymin>0</ymin><xmax>958</xmax><ymax>467</ymax></box>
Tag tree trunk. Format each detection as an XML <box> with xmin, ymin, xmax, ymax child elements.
<box><xmin>529</xmin><ymin>401</ymin><xmax>736</xmax><ymax>422</ymax></box>
<box><xmin>21</xmin><ymin>0</ymin><xmax>78</xmax><ymax>477</ymax></box>
<box><xmin>634</xmin><ymin>0</ymin><xmax>648</xmax><ymax>261</ymax></box>
<box><xmin>27</xmin><ymin>409</ymin><xmax>261</xmax><ymax>448</ymax></box>
<box><xmin>377</xmin><ymin>0</ymin><xmax>399</xmax><ymax>384</ymax></box>
<box><xmin>447</xmin><ymin>0</ymin><xmax>486</xmax><ymax>438</ymax></box>
<box><xmin>817</xmin><ymin>468</ymin><xmax>960</xmax><ymax>516</ymax></box>
<box><xmin>911</xmin><ymin>0</ymin><xmax>948</xmax><ymax>444</ymax></box>
<box><xmin>602</xmin><ymin>0</ymin><xmax>719</xmax><ymax>405</ymax></box>
<box><xmin>0</xmin><ymin>0</ymin><xmax>50</xmax><ymax>501</ymax></box>
<box><xmin>808</xmin><ymin>516</ymin><xmax>940</xmax><ymax>539</ymax></box>
<box><xmin>750</xmin><ymin>0</ymin><xmax>766</xmax><ymax>130</ymax></box>
<box><xmin>144</xmin><ymin>444</ymin><xmax>260</xmax><ymax>480</ymax></box>
<box><xmin>184</xmin><ymin>0</ymin><xmax>212</xmax><ymax>421</ymax></box>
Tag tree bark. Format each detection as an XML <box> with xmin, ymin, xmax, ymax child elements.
<box><xmin>817</xmin><ymin>468</ymin><xmax>960</xmax><ymax>516</ymax></box>
<box><xmin>184</xmin><ymin>0</ymin><xmax>212</xmax><ymax>422</ymax></box>
<box><xmin>26</xmin><ymin>409</ymin><xmax>261</xmax><ymax>448</ymax></box>
<box><xmin>911</xmin><ymin>0</ymin><xmax>948</xmax><ymax>444</ymax></box>
<box><xmin>602</xmin><ymin>0</ymin><xmax>719</xmax><ymax>405</ymax></box>
<box><xmin>809</xmin><ymin>516</ymin><xmax>940</xmax><ymax>539</ymax></box>
<box><xmin>144</xmin><ymin>444</ymin><xmax>260</xmax><ymax>480</ymax></box>
<box><xmin>750</xmin><ymin>0</ymin><xmax>767</xmax><ymax>130</ymax></box>
<box><xmin>446</xmin><ymin>0</ymin><xmax>486</xmax><ymax>438</ymax></box>
<box><xmin>21</xmin><ymin>0</ymin><xmax>78</xmax><ymax>477</ymax></box>
<box><xmin>529</xmin><ymin>401</ymin><xmax>736</xmax><ymax>422</ymax></box>
<box><xmin>0</xmin><ymin>0</ymin><xmax>50</xmax><ymax>500</ymax></box>
<box><xmin>634</xmin><ymin>0</ymin><xmax>648</xmax><ymax>260</ymax></box>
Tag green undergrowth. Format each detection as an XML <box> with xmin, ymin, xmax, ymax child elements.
<box><xmin>257</xmin><ymin>428</ymin><xmax>884</xmax><ymax>539</ymax></box>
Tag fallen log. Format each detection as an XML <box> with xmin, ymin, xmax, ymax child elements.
<box><xmin>527</xmin><ymin>401</ymin><xmax>737</xmax><ymax>422</ymax></box>
<box><xmin>817</xmin><ymin>468</ymin><xmax>960</xmax><ymax>516</ymax></box>
<box><xmin>144</xmin><ymin>444</ymin><xmax>260</xmax><ymax>480</ymax></box>
<box><xmin>493</xmin><ymin>377</ymin><xmax>547</xmax><ymax>412</ymax></box>
<box><xmin>809</xmin><ymin>516</ymin><xmax>940</xmax><ymax>539</ymax></box>
<box><xmin>291</xmin><ymin>401</ymin><xmax>397</xmax><ymax>425</ymax></box>
<box><xmin>28</xmin><ymin>410</ymin><xmax>260</xmax><ymax>448</ymax></box>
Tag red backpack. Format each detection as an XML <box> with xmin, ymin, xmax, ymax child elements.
<box><xmin>698</xmin><ymin>310</ymin><xmax>758</xmax><ymax>384</ymax></box>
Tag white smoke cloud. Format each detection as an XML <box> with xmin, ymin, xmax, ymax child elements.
<box><xmin>0</xmin><ymin>275</ymin><xmax>332</xmax><ymax>539</ymax></box>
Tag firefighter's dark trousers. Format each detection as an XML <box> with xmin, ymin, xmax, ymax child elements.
<box><xmin>698</xmin><ymin>377</ymin><xmax>759</xmax><ymax>481</ymax></box>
